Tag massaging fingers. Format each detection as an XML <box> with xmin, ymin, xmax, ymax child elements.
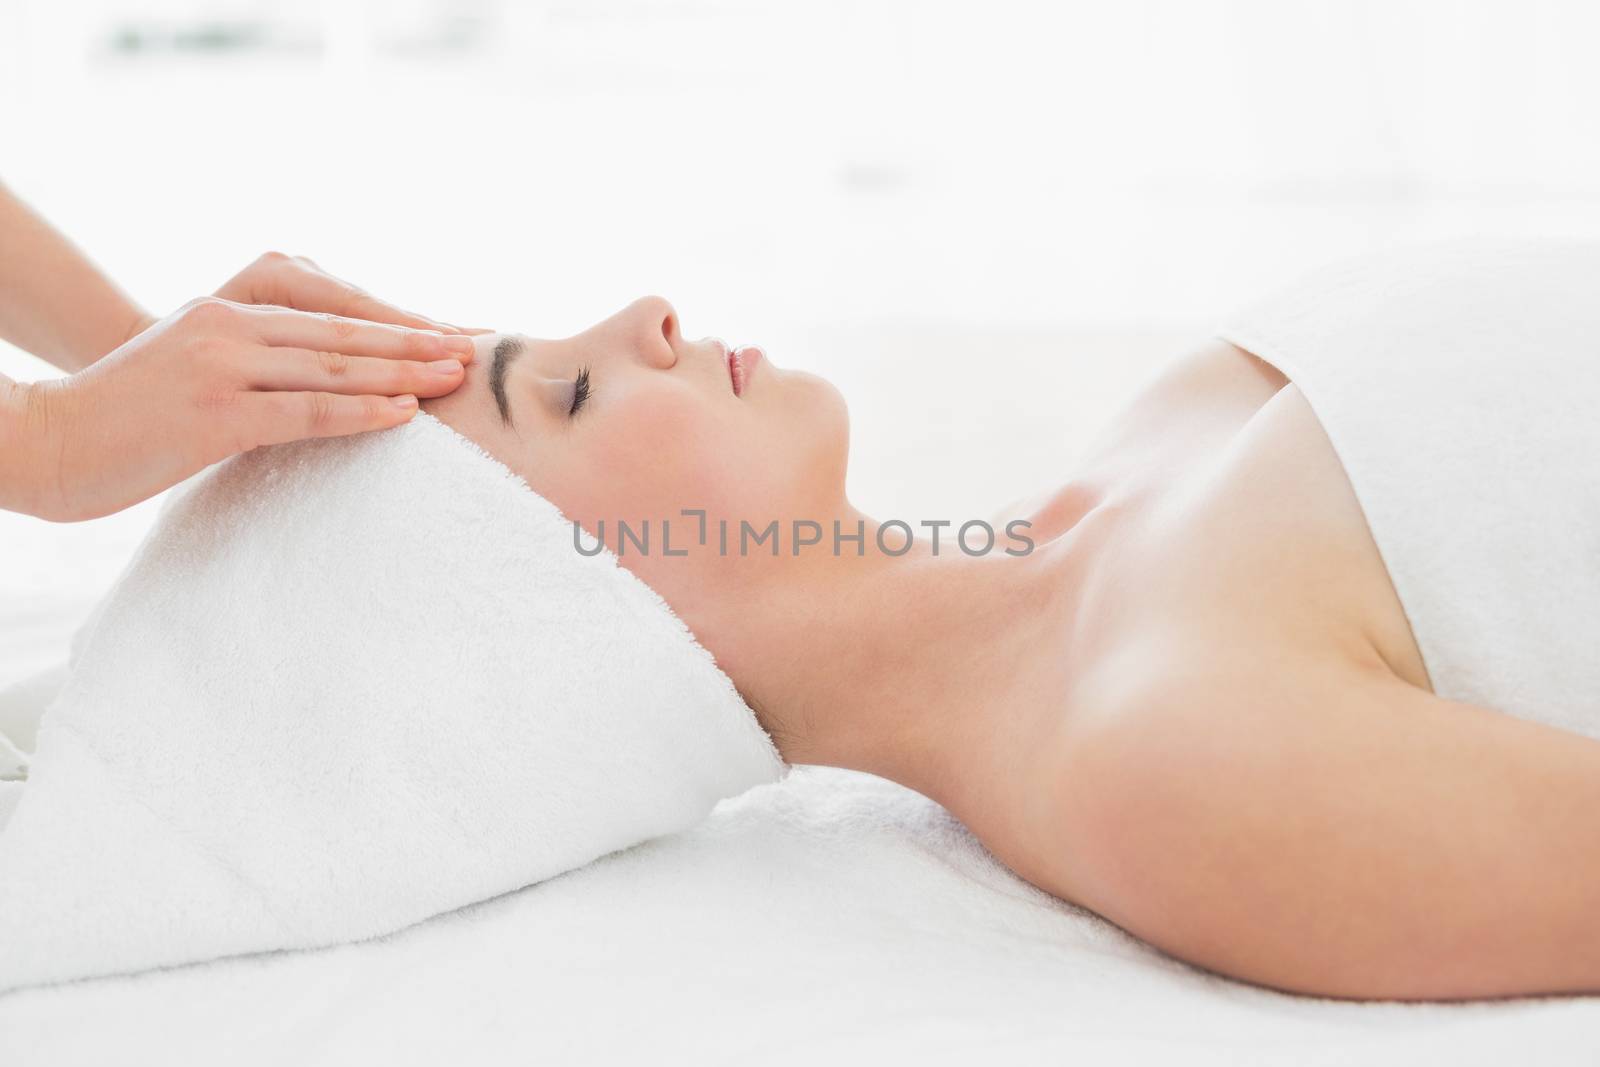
<box><xmin>240</xmin><ymin>304</ymin><xmax>477</xmax><ymax>364</ymax></box>
<box><xmin>245</xmin><ymin>390</ymin><xmax>420</xmax><ymax>448</ymax></box>
<box><xmin>247</xmin><ymin>349</ymin><xmax>466</xmax><ymax>399</ymax></box>
<box><xmin>258</xmin><ymin>253</ymin><xmax>471</xmax><ymax>334</ymax></box>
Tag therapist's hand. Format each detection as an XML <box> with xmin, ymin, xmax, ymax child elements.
<box><xmin>209</xmin><ymin>251</ymin><xmax>486</xmax><ymax>335</ymax></box>
<box><xmin>21</xmin><ymin>297</ymin><xmax>475</xmax><ymax>521</ymax></box>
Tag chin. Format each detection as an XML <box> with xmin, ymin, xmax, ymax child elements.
<box><xmin>785</xmin><ymin>369</ymin><xmax>847</xmax><ymax>428</ymax></box>
<box><xmin>790</xmin><ymin>371</ymin><xmax>851</xmax><ymax>501</ymax></box>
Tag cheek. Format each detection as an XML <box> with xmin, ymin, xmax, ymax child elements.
<box><xmin>544</xmin><ymin>376</ymin><xmax>848</xmax><ymax>528</ymax></box>
<box><xmin>563</xmin><ymin>388</ymin><xmax>760</xmax><ymax>520</ymax></box>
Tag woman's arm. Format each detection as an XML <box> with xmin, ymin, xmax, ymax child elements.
<box><xmin>1</xmin><ymin>300</ymin><xmax>475</xmax><ymax>521</ymax></box>
<box><xmin>0</xmin><ymin>371</ymin><xmax>57</xmax><ymax>517</ymax></box>
<box><xmin>0</xmin><ymin>181</ymin><xmax>151</xmax><ymax>373</ymax></box>
<box><xmin>0</xmin><ymin>181</ymin><xmax>484</xmax><ymax>519</ymax></box>
<box><xmin>1055</xmin><ymin>653</ymin><xmax>1600</xmax><ymax>1001</ymax></box>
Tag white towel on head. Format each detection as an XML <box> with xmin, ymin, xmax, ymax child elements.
<box><xmin>0</xmin><ymin>411</ymin><xmax>785</xmax><ymax>993</ymax></box>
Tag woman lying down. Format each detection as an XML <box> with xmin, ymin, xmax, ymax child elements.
<box><xmin>4</xmin><ymin>238</ymin><xmax>1599</xmax><ymax>1002</ymax></box>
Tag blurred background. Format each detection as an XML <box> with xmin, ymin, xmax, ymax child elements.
<box><xmin>4</xmin><ymin>0</ymin><xmax>1600</xmax><ymax>683</ymax></box>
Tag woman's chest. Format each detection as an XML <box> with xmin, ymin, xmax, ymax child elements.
<box><xmin>1062</xmin><ymin>339</ymin><xmax>1434</xmax><ymax>699</ymax></box>
<box><xmin>960</xmin><ymin>338</ymin><xmax>1440</xmax><ymax>897</ymax></box>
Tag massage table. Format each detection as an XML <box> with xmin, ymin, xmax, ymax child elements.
<box><xmin>2</xmin><ymin>646</ymin><xmax>1597</xmax><ymax>1065</ymax></box>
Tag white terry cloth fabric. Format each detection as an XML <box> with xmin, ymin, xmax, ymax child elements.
<box><xmin>9</xmin><ymin>244</ymin><xmax>1600</xmax><ymax>1056</ymax></box>
<box><xmin>0</xmin><ymin>661</ymin><xmax>65</xmax><ymax>833</ymax></box>
<box><xmin>1219</xmin><ymin>238</ymin><xmax>1600</xmax><ymax>738</ymax></box>
<box><xmin>1</xmin><ymin>756</ymin><xmax>1597</xmax><ymax>1066</ymax></box>
<box><xmin>0</xmin><ymin>411</ymin><xmax>785</xmax><ymax>993</ymax></box>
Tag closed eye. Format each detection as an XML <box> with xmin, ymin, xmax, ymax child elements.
<box><xmin>569</xmin><ymin>366</ymin><xmax>592</xmax><ymax>417</ymax></box>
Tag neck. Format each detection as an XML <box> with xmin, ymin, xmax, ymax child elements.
<box><xmin>723</xmin><ymin>502</ymin><xmax>1105</xmax><ymax>813</ymax></box>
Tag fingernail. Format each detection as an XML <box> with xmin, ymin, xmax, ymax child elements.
<box><xmin>392</xmin><ymin>394</ymin><xmax>418</xmax><ymax>409</ymax></box>
<box><xmin>443</xmin><ymin>336</ymin><xmax>476</xmax><ymax>357</ymax></box>
<box><xmin>430</xmin><ymin>359</ymin><xmax>463</xmax><ymax>376</ymax></box>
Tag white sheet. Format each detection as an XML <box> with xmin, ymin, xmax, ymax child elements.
<box><xmin>2</xmin><ymin>654</ymin><xmax>1597</xmax><ymax>1064</ymax></box>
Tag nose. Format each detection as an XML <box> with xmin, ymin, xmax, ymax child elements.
<box><xmin>622</xmin><ymin>295</ymin><xmax>680</xmax><ymax>370</ymax></box>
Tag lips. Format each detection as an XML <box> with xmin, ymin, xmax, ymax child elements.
<box><xmin>727</xmin><ymin>344</ymin><xmax>763</xmax><ymax>398</ymax></box>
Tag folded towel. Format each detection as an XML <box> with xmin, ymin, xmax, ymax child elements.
<box><xmin>0</xmin><ymin>411</ymin><xmax>785</xmax><ymax>992</ymax></box>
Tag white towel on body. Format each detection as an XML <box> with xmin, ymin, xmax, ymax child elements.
<box><xmin>1217</xmin><ymin>238</ymin><xmax>1600</xmax><ymax>738</ymax></box>
<box><xmin>0</xmin><ymin>411</ymin><xmax>785</xmax><ymax>993</ymax></box>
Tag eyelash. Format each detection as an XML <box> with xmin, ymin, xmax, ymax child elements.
<box><xmin>568</xmin><ymin>366</ymin><xmax>592</xmax><ymax>417</ymax></box>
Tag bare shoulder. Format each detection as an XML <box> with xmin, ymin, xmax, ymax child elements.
<box><xmin>1100</xmin><ymin>336</ymin><xmax>1288</xmax><ymax>441</ymax></box>
<box><xmin>1046</xmin><ymin>648</ymin><xmax>1600</xmax><ymax>1000</ymax></box>
<box><xmin>988</xmin><ymin>336</ymin><xmax>1288</xmax><ymax>530</ymax></box>
<box><xmin>1135</xmin><ymin>335</ymin><xmax>1289</xmax><ymax>401</ymax></box>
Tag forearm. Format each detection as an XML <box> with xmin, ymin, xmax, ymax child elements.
<box><xmin>0</xmin><ymin>182</ymin><xmax>151</xmax><ymax>373</ymax></box>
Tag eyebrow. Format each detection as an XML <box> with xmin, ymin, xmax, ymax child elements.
<box><xmin>489</xmin><ymin>336</ymin><xmax>524</xmax><ymax>426</ymax></box>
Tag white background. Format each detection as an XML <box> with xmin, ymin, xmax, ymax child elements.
<box><xmin>4</xmin><ymin>0</ymin><xmax>1600</xmax><ymax>683</ymax></box>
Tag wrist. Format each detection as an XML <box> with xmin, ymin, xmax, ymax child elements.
<box><xmin>74</xmin><ymin>306</ymin><xmax>157</xmax><ymax>370</ymax></box>
<box><xmin>120</xmin><ymin>309</ymin><xmax>157</xmax><ymax>346</ymax></box>
<box><xmin>59</xmin><ymin>305</ymin><xmax>156</xmax><ymax>373</ymax></box>
<box><xmin>0</xmin><ymin>376</ymin><xmax>75</xmax><ymax>521</ymax></box>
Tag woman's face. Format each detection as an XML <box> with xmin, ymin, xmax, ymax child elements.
<box><xmin>423</xmin><ymin>296</ymin><xmax>851</xmax><ymax>603</ymax></box>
